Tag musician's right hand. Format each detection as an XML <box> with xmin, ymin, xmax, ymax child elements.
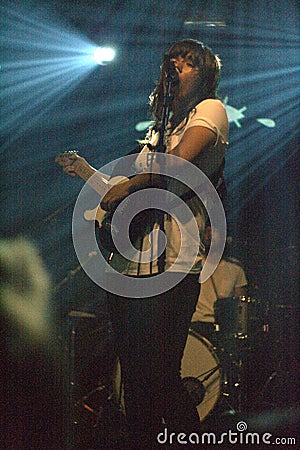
<box><xmin>100</xmin><ymin>180</ymin><xmax>131</xmax><ymax>212</ymax></box>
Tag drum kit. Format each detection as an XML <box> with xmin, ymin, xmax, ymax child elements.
<box><xmin>68</xmin><ymin>295</ymin><xmax>298</xmax><ymax>435</ymax></box>
<box><xmin>182</xmin><ymin>295</ymin><xmax>271</xmax><ymax>422</ymax></box>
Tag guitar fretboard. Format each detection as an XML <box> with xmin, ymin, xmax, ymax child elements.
<box><xmin>75</xmin><ymin>161</ymin><xmax>111</xmax><ymax>196</ymax></box>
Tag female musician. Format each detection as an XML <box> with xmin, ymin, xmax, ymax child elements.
<box><xmin>62</xmin><ymin>39</ymin><xmax>228</xmax><ymax>447</ymax></box>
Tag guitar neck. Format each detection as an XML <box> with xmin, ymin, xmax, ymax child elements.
<box><xmin>75</xmin><ymin>162</ymin><xmax>110</xmax><ymax>196</ymax></box>
<box><xmin>75</xmin><ymin>163</ymin><xmax>97</xmax><ymax>182</ymax></box>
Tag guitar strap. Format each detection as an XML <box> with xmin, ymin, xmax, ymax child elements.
<box><xmin>173</xmin><ymin>158</ymin><xmax>226</xmax><ymax>204</ymax></box>
<box><xmin>209</xmin><ymin>158</ymin><xmax>226</xmax><ymax>204</ymax></box>
<box><xmin>110</xmin><ymin>144</ymin><xmax>144</xmax><ymax>178</ymax></box>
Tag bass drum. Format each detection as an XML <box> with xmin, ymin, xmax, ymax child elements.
<box><xmin>181</xmin><ymin>330</ymin><xmax>222</xmax><ymax>422</ymax></box>
<box><xmin>114</xmin><ymin>330</ymin><xmax>222</xmax><ymax>423</ymax></box>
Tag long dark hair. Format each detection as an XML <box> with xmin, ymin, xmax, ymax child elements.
<box><xmin>150</xmin><ymin>39</ymin><xmax>221</xmax><ymax>132</ymax></box>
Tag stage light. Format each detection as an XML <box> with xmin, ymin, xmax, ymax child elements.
<box><xmin>1</xmin><ymin>4</ymin><xmax>118</xmax><ymax>149</ymax></box>
<box><xmin>93</xmin><ymin>47</ymin><xmax>116</xmax><ymax>65</ymax></box>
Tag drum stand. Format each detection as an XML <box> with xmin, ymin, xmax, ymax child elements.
<box><xmin>222</xmin><ymin>351</ymin><xmax>243</xmax><ymax>413</ymax></box>
<box><xmin>215</xmin><ymin>333</ymin><xmax>249</xmax><ymax>414</ymax></box>
<box><xmin>67</xmin><ymin>312</ymin><xmax>125</xmax><ymax>449</ymax></box>
<box><xmin>67</xmin><ymin>311</ymin><xmax>103</xmax><ymax>437</ymax></box>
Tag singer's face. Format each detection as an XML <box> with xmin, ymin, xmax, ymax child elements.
<box><xmin>170</xmin><ymin>52</ymin><xmax>201</xmax><ymax>98</ymax></box>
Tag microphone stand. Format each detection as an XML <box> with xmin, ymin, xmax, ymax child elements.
<box><xmin>52</xmin><ymin>250</ymin><xmax>97</xmax><ymax>295</ymax></box>
<box><xmin>152</xmin><ymin>72</ymin><xmax>175</xmax><ymax>273</ymax></box>
<box><xmin>52</xmin><ymin>250</ymin><xmax>99</xmax><ymax>437</ymax></box>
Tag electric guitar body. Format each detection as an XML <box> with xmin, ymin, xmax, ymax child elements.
<box><xmin>55</xmin><ymin>151</ymin><xmax>147</xmax><ymax>252</ymax></box>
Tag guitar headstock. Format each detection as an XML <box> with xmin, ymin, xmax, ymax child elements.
<box><xmin>55</xmin><ymin>150</ymin><xmax>93</xmax><ymax>181</ymax></box>
<box><xmin>55</xmin><ymin>149</ymin><xmax>79</xmax><ymax>167</ymax></box>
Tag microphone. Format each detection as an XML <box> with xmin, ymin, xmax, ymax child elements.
<box><xmin>164</xmin><ymin>57</ymin><xmax>178</xmax><ymax>83</ymax></box>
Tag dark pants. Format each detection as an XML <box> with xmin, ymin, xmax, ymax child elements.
<box><xmin>107</xmin><ymin>274</ymin><xmax>201</xmax><ymax>447</ymax></box>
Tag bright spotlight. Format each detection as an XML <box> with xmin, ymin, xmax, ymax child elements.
<box><xmin>1</xmin><ymin>3</ymin><xmax>119</xmax><ymax>147</ymax></box>
<box><xmin>93</xmin><ymin>47</ymin><xmax>116</xmax><ymax>65</ymax></box>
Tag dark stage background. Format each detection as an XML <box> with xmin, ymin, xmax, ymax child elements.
<box><xmin>1</xmin><ymin>0</ymin><xmax>299</xmax><ymax>441</ymax></box>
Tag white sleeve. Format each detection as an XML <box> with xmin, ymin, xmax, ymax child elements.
<box><xmin>186</xmin><ymin>99</ymin><xmax>229</xmax><ymax>146</ymax></box>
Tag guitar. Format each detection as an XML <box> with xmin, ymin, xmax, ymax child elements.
<box><xmin>55</xmin><ymin>150</ymin><xmax>128</xmax><ymax>222</ymax></box>
<box><xmin>55</xmin><ymin>150</ymin><xmax>151</xmax><ymax>252</ymax></box>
